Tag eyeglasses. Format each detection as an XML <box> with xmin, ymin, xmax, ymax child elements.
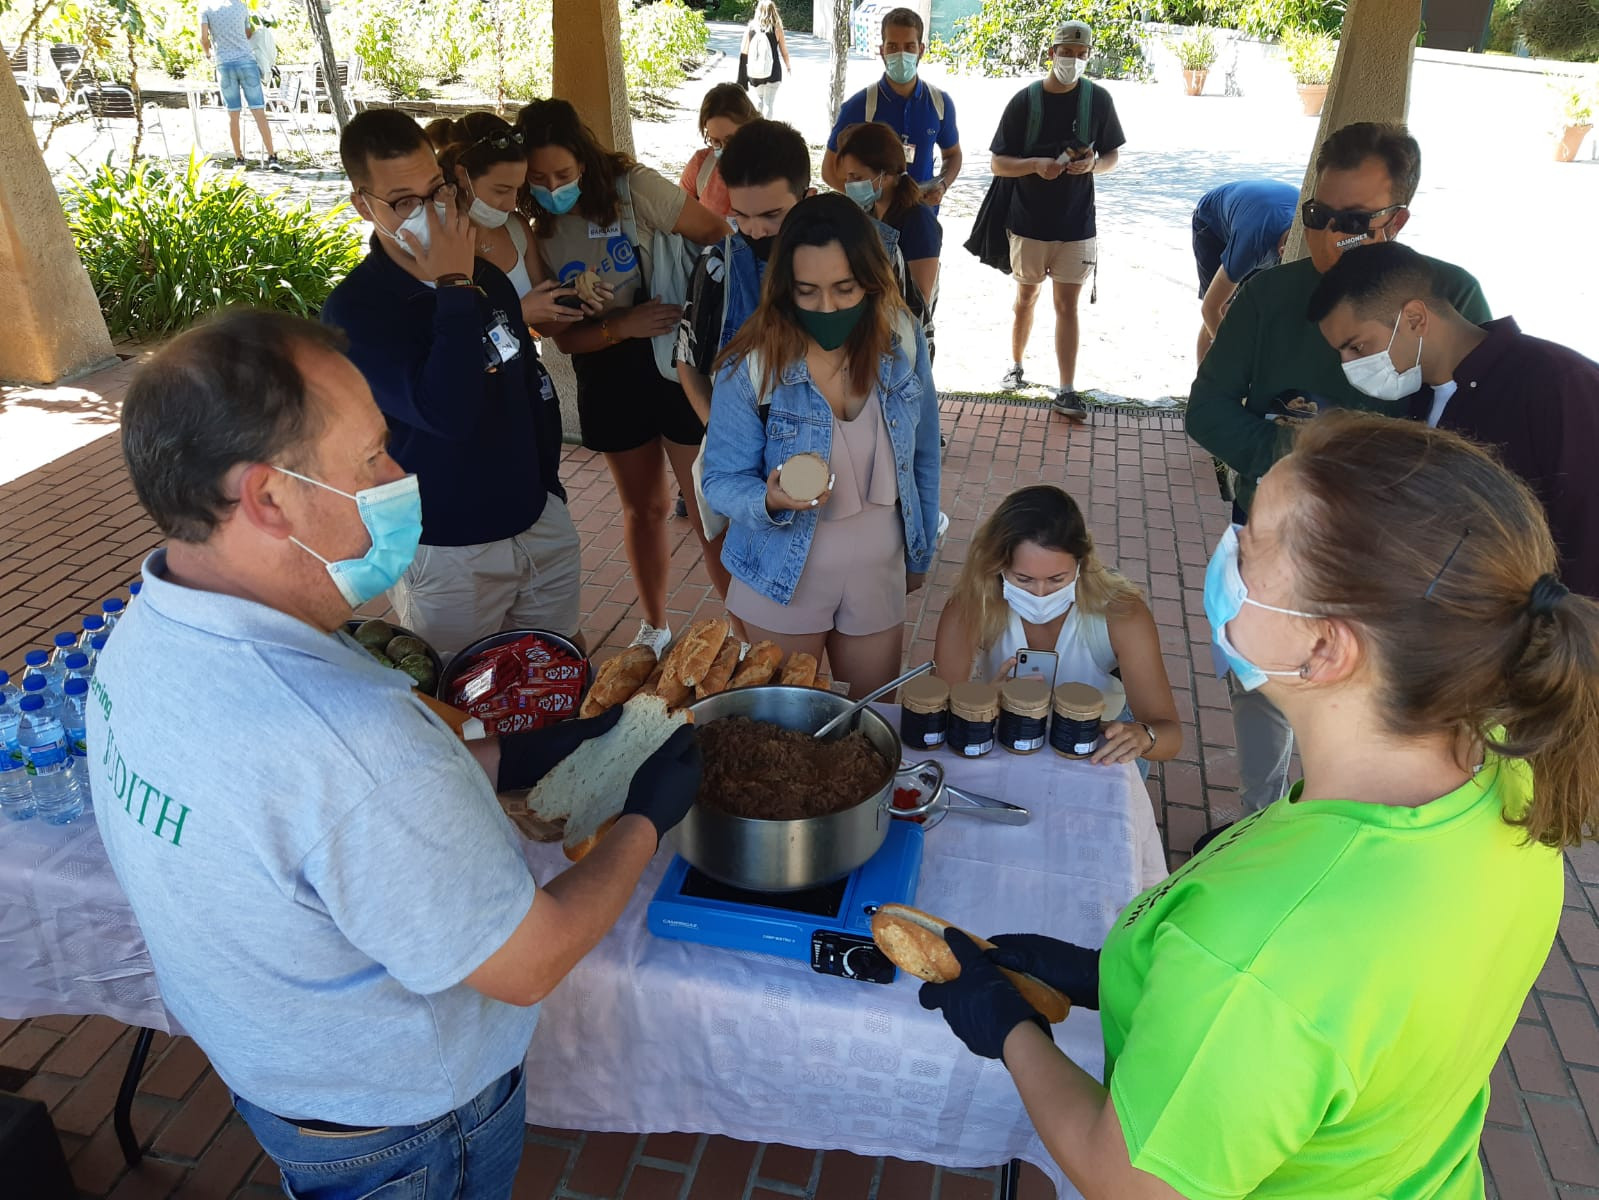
<box><xmin>705</xmin><ymin>135</ymin><xmax>727</xmax><ymax>151</ymax></box>
<box><xmin>1301</xmin><ymin>199</ymin><xmax>1406</xmax><ymax>237</ymax></box>
<box><xmin>470</xmin><ymin>129</ymin><xmax>525</xmax><ymax>154</ymax></box>
<box><xmin>359</xmin><ymin>181</ymin><xmax>457</xmax><ymax>220</ymax></box>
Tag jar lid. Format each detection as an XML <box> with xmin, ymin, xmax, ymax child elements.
<box><xmin>950</xmin><ymin>681</ymin><xmax>1000</xmax><ymax>722</ymax></box>
<box><xmin>901</xmin><ymin>675</ymin><xmax>951</xmax><ymax>714</ymax></box>
<box><xmin>1000</xmin><ymin>677</ymin><xmax>1052</xmax><ymax>716</ymax></box>
<box><xmin>1052</xmin><ymin>681</ymin><xmax>1104</xmax><ymax>720</ymax></box>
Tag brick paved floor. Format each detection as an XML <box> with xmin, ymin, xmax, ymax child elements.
<box><xmin>4</xmin><ymin>366</ymin><xmax>1599</xmax><ymax>1198</ymax></box>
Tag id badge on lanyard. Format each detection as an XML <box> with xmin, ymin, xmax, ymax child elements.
<box><xmin>483</xmin><ymin>310</ymin><xmax>522</xmax><ymax>372</ymax></box>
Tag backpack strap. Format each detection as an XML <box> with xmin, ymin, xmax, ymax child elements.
<box><xmin>613</xmin><ymin>170</ymin><xmax>649</xmax><ymax>291</ymax></box>
<box><xmin>1024</xmin><ymin>81</ymin><xmax>1044</xmax><ymax>153</ymax></box>
<box><xmin>1077</xmin><ymin>77</ymin><xmax>1095</xmax><ymax>147</ymax></box>
<box><xmin>865</xmin><ymin>84</ymin><xmax>877</xmax><ymax>123</ymax></box>
<box><xmin>695</xmin><ymin>150</ymin><xmax>716</xmax><ymax>198</ymax></box>
<box><xmin>927</xmin><ymin>83</ymin><xmax>945</xmax><ymax>122</ymax></box>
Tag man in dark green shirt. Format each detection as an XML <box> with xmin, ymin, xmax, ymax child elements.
<box><xmin>1184</xmin><ymin>121</ymin><xmax>1490</xmax><ymax>817</ymax></box>
<box><xmin>1187</xmin><ymin>122</ymin><xmax>1490</xmax><ymax>519</ymax></box>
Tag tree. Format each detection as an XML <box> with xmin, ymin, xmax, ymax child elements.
<box><xmin>828</xmin><ymin>0</ymin><xmax>847</xmax><ymax>125</ymax></box>
<box><xmin>304</xmin><ymin>0</ymin><xmax>350</xmax><ymax>129</ymax></box>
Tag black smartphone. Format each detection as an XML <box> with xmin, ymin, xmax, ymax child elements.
<box><xmin>554</xmin><ymin>293</ymin><xmax>585</xmax><ymax>310</ymax></box>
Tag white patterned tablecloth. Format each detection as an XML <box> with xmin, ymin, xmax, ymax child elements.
<box><xmin>0</xmin><ymin>707</ymin><xmax>1166</xmax><ymax>1198</ymax></box>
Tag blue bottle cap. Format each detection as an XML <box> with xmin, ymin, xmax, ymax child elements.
<box><xmin>64</xmin><ymin>652</ymin><xmax>89</xmax><ymax>670</ymax></box>
<box><xmin>22</xmin><ymin>676</ymin><xmax>47</xmax><ymax>692</ymax></box>
<box><xmin>24</xmin><ymin>649</ymin><xmax>48</xmax><ymax>666</ymax></box>
<box><xmin>0</xmin><ymin>670</ymin><xmax>8</xmax><ymax>685</ymax></box>
<box><xmin>19</xmin><ymin>694</ymin><xmax>43</xmax><ymax>711</ymax></box>
<box><xmin>82</xmin><ymin>615</ymin><xmax>105</xmax><ymax>632</ymax></box>
<box><xmin>102</xmin><ymin>598</ymin><xmax>125</xmax><ymax>614</ymax></box>
<box><xmin>129</xmin><ymin>581</ymin><xmax>142</xmax><ymax>596</ymax></box>
<box><xmin>64</xmin><ymin>678</ymin><xmax>89</xmax><ymax>695</ymax></box>
<box><xmin>90</xmin><ymin>634</ymin><xmax>108</xmax><ymax>651</ymax></box>
<box><xmin>54</xmin><ymin>632</ymin><xmax>77</xmax><ymax>648</ymax></box>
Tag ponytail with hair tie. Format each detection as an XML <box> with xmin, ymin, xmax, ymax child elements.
<box><xmin>1529</xmin><ymin>574</ymin><xmax>1569</xmax><ymax>619</ymax></box>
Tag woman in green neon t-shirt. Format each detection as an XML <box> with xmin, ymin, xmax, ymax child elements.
<box><xmin>921</xmin><ymin>410</ymin><xmax>1599</xmax><ymax>1199</ymax></box>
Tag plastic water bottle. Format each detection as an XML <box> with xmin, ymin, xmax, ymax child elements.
<box><xmin>49</xmin><ymin>632</ymin><xmax>79</xmax><ymax>676</ymax></box>
<box><xmin>85</xmin><ymin>633</ymin><xmax>108</xmax><ymax>673</ymax></box>
<box><xmin>22</xmin><ymin>648</ymin><xmax>51</xmax><ymax>690</ymax></box>
<box><xmin>101</xmin><ymin>597</ymin><xmax>126</xmax><ymax>633</ymax></box>
<box><xmin>0</xmin><ymin>697</ymin><xmax>33</xmax><ymax>821</ymax></box>
<box><xmin>16</xmin><ymin>693</ymin><xmax>82</xmax><ymax>824</ymax></box>
<box><xmin>60</xmin><ymin>679</ymin><xmax>91</xmax><ymax>806</ymax></box>
<box><xmin>20</xmin><ymin>675</ymin><xmax>61</xmax><ymax>724</ymax></box>
<box><xmin>80</xmin><ymin>614</ymin><xmax>106</xmax><ymax>644</ymax></box>
<box><xmin>0</xmin><ymin>668</ymin><xmax>18</xmax><ymax>709</ymax></box>
<box><xmin>64</xmin><ymin>653</ymin><xmax>93</xmax><ymax>693</ymax></box>
<box><xmin>128</xmin><ymin>581</ymin><xmax>142</xmax><ymax>601</ymax></box>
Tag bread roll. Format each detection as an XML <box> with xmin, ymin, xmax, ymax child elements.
<box><xmin>675</xmin><ymin>618</ymin><xmax>732</xmax><ymax>688</ymax></box>
<box><xmin>870</xmin><ymin>904</ymin><xmax>1070</xmax><ymax>1024</ymax></box>
<box><xmin>579</xmin><ymin>645</ymin><xmax>657</xmax><ymax>718</ymax></box>
<box><xmin>521</xmin><ymin>694</ymin><xmax>692</xmax><ymax>858</ymax></box>
<box><xmin>779</xmin><ymin>651</ymin><xmax>818</xmax><ymax>689</ymax></box>
<box><xmin>695</xmin><ymin>636</ymin><xmax>743</xmax><ymax>699</ymax></box>
<box><xmin>573</xmin><ymin>269</ymin><xmax>604</xmax><ymax>305</ymax></box>
<box><xmin>728</xmin><ymin>641</ymin><xmax>784</xmax><ymax>688</ymax></box>
<box><xmin>562</xmin><ymin>815</ymin><xmax>617</xmax><ymax>862</ymax></box>
<box><xmin>813</xmin><ymin>672</ymin><xmax>833</xmax><ymax>692</ymax></box>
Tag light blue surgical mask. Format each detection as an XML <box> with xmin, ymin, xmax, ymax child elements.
<box><xmin>277</xmin><ymin>468</ymin><xmax>423</xmax><ymax>608</ymax></box>
<box><xmin>1203</xmin><ymin>524</ymin><xmax>1320</xmax><ymax>691</ymax></box>
<box><xmin>844</xmin><ymin>176</ymin><xmax>882</xmax><ymax>210</ymax></box>
<box><xmin>531</xmin><ymin>179</ymin><xmax>583</xmax><ymax>215</ymax></box>
<box><xmin>884</xmin><ymin>50</ymin><xmax>919</xmax><ymax>85</ymax></box>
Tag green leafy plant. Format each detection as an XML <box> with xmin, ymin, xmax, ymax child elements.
<box><xmin>62</xmin><ymin>155</ymin><xmax>365</xmax><ymax>340</ymax></box>
<box><xmin>1281</xmin><ymin>25</ymin><xmax>1334</xmax><ymax>85</ymax></box>
<box><xmin>349</xmin><ymin>0</ymin><xmax>425</xmax><ymax>98</ymax></box>
<box><xmin>1169</xmin><ymin>26</ymin><xmax>1218</xmax><ymax>70</ymax></box>
<box><xmin>1154</xmin><ymin>0</ymin><xmax>1343</xmax><ymax>37</ymax></box>
<box><xmin>1485</xmin><ymin>0</ymin><xmax>1525</xmax><ymax>52</ymax></box>
<box><xmin>929</xmin><ymin>0</ymin><xmax>1151</xmax><ymax>81</ymax></box>
<box><xmin>621</xmin><ymin>0</ymin><xmax>709</xmax><ymax>95</ymax></box>
<box><xmin>1517</xmin><ymin>0</ymin><xmax>1599</xmax><ymax>61</ymax></box>
<box><xmin>1553</xmin><ymin>75</ymin><xmax>1595</xmax><ymax>125</ymax></box>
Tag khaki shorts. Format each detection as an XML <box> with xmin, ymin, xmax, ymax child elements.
<box><xmin>1008</xmin><ymin>234</ymin><xmax>1097</xmax><ymax>286</ymax></box>
<box><xmin>388</xmin><ymin>496</ymin><xmax>582</xmax><ymax>659</ymax></box>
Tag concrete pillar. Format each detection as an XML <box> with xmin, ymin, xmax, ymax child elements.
<box><xmin>545</xmin><ymin>0</ymin><xmax>633</xmax><ymax>439</ymax></box>
<box><xmin>1283</xmin><ymin>0</ymin><xmax>1422</xmax><ymax>263</ymax></box>
<box><xmin>0</xmin><ymin>55</ymin><xmax>117</xmax><ymax>384</ymax></box>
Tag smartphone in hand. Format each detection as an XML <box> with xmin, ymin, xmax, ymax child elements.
<box><xmin>1013</xmin><ymin>648</ymin><xmax>1059</xmax><ymax>689</ymax></box>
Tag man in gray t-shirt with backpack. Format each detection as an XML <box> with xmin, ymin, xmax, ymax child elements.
<box><xmin>199</xmin><ymin>0</ymin><xmax>279</xmax><ymax>169</ymax></box>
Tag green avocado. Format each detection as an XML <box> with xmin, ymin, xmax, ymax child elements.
<box><xmin>355</xmin><ymin>618</ymin><xmax>396</xmax><ymax>649</ymax></box>
<box><xmin>385</xmin><ymin>635</ymin><xmax>429</xmax><ymax>662</ymax></box>
<box><xmin>368</xmin><ymin>650</ymin><xmax>395</xmax><ymax>669</ymax></box>
<box><xmin>398</xmin><ymin>653</ymin><xmax>437</xmax><ymax>692</ymax></box>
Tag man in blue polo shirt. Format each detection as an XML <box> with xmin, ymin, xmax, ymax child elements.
<box><xmin>822</xmin><ymin>6</ymin><xmax>962</xmax><ymax>209</ymax></box>
<box><xmin>94</xmin><ymin>308</ymin><xmax>701</xmax><ymax>1196</ymax></box>
<box><xmin>1191</xmin><ymin>179</ymin><xmax>1298</xmax><ymax>361</ymax></box>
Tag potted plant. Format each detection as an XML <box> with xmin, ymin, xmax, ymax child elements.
<box><xmin>1282</xmin><ymin>27</ymin><xmax>1335</xmax><ymax>116</ymax></box>
<box><xmin>1170</xmin><ymin>27</ymin><xmax>1217</xmax><ymax>96</ymax></box>
<box><xmin>1553</xmin><ymin>76</ymin><xmax>1595</xmax><ymax>162</ymax></box>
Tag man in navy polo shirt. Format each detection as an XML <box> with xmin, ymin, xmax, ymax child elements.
<box><xmin>1192</xmin><ymin>179</ymin><xmax>1298</xmax><ymax>361</ymax></box>
<box><xmin>822</xmin><ymin>6</ymin><xmax>963</xmax><ymax>210</ymax></box>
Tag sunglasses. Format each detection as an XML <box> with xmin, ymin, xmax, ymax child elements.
<box><xmin>469</xmin><ymin>129</ymin><xmax>525</xmax><ymax>154</ymax></box>
<box><xmin>1301</xmin><ymin>200</ymin><xmax>1406</xmax><ymax>236</ymax></box>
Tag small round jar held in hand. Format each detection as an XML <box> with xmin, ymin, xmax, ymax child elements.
<box><xmin>620</xmin><ymin>725</ymin><xmax>703</xmax><ymax>845</ymax></box>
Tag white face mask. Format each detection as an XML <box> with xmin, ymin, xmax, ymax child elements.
<box><xmin>377</xmin><ymin>201</ymin><xmax>449</xmax><ymax>257</ymax></box>
<box><xmin>1342</xmin><ymin>310</ymin><xmax>1423</xmax><ymax>402</ymax></box>
<box><xmin>1002</xmin><ymin>570</ymin><xmax>1078</xmax><ymax>625</ymax></box>
<box><xmin>468</xmin><ymin>193</ymin><xmax>511</xmax><ymax>229</ymax></box>
<box><xmin>1053</xmin><ymin>54</ymin><xmax>1085</xmax><ymax>86</ymax></box>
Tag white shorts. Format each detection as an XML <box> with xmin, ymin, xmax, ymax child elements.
<box><xmin>388</xmin><ymin>496</ymin><xmax>582</xmax><ymax>659</ymax></box>
<box><xmin>1008</xmin><ymin>234</ymin><xmax>1097</xmax><ymax>286</ymax></box>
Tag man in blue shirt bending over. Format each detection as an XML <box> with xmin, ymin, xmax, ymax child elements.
<box><xmin>1191</xmin><ymin>179</ymin><xmax>1298</xmax><ymax>361</ymax></box>
<box><xmin>822</xmin><ymin>6</ymin><xmax>963</xmax><ymax>210</ymax></box>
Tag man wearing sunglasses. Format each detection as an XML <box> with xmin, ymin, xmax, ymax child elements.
<box><xmin>321</xmin><ymin>109</ymin><xmax>580</xmax><ymax>661</ymax></box>
<box><xmin>1184</xmin><ymin>121</ymin><xmax>1491</xmax><ymax>818</ymax></box>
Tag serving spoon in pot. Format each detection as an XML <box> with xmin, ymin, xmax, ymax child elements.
<box><xmin>811</xmin><ymin>660</ymin><xmax>936</xmax><ymax>741</ymax></box>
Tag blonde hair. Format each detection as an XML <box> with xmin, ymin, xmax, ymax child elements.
<box><xmin>752</xmin><ymin>0</ymin><xmax>778</xmax><ymax>32</ymax></box>
<box><xmin>951</xmin><ymin>486</ymin><xmax>1143</xmax><ymax>652</ymax></box>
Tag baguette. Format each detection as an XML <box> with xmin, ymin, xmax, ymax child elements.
<box><xmin>728</xmin><ymin>640</ymin><xmax>784</xmax><ymax>688</ymax></box>
<box><xmin>779</xmin><ymin>651</ymin><xmax>818</xmax><ymax>689</ymax></box>
<box><xmin>521</xmin><ymin>694</ymin><xmax>691</xmax><ymax>858</ymax></box>
<box><xmin>813</xmin><ymin>671</ymin><xmax>833</xmax><ymax>692</ymax></box>
<box><xmin>695</xmin><ymin>636</ymin><xmax>743</xmax><ymax>700</ymax></box>
<box><xmin>870</xmin><ymin>904</ymin><xmax>1071</xmax><ymax>1024</ymax></box>
<box><xmin>579</xmin><ymin>645</ymin><xmax>657</xmax><ymax>718</ymax></box>
<box><xmin>665</xmin><ymin>617</ymin><xmax>731</xmax><ymax>689</ymax></box>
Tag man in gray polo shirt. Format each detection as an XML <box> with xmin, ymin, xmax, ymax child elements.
<box><xmin>199</xmin><ymin>0</ymin><xmax>279</xmax><ymax>169</ymax></box>
<box><xmin>89</xmin><ymin>309</ymin><xmax>700</xmax><ymax>1197</ymax></box>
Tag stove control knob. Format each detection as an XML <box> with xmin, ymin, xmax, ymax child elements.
<box><xmin>842</xmin><ymin>944</ymin><xmax>888</xmax><ymax>980</ymax></box>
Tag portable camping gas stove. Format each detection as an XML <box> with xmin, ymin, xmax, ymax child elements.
<box><xmin>646</xmin><ymin>820</ymin><xmax>924</xmax><ymax>984</ymax></box>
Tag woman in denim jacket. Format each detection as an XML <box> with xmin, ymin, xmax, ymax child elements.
<box><xmin>702</xmin><ymin>194</ymin><xmax>941</xmax><ymax>696</ymax></box>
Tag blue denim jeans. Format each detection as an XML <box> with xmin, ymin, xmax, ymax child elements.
<box><xmin>233</xmin><ymin>1066</ymin><xmax>526</xmax><ymax>1199</ymax></box>
<box><xmin>217</xmin><ymin>58</ymin><xmax>265</xmax><ymax>111</ymax></box>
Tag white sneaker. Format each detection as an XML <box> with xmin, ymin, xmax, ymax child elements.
<box><xmin>936</xmin><ymin>511</ymin><xmax>950</xmax><ymax>549</ymax></box>
<box><xmin>1000</xmin><ymin>364</ymin><xmax>1025</xmax><ymax>389</ymax></box>
<box><xmin>630</xmin><ymin>621</ymin><xmax>672</xmax><ymax>658</ymax></box>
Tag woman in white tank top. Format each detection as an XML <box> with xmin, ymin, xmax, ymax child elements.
<box><xmin>428</xmin><ymin>112</ymin><xmax>610</xmax><ymax>329</ymax></box>
<box><xmin>934</xmin><ymin>485</ymin><xmax>1182</xmax><ymax>769</ymax></box>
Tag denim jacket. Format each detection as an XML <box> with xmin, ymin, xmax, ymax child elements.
<box><xmin>702</xmin><ymin>314</ymin><xmax>941</xmax><ymax>606</ymax></box>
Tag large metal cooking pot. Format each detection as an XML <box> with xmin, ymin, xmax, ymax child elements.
<box><xmin>674</xmin><ymin>686</ymin><xmax>941</xmax><ymax>893</ymax></box>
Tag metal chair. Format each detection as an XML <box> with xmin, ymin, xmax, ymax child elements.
<box><xmin>263</xmin><ymin>70</ymin><xmax>311</xmax><ymax>157</ymax></box>
<box><xmin>75</xmin><ymin>83</ymin><xmax>172</xmax><ymax>158</ymax></box>
<box><xmin>44</xmin><ymin>43</ymin><xmax>86</xmax><ymax>103</ymax></box>
<box><xmin>6</xmin><ymin>43</ymin><xmax>44</xmax><ymax>115</ymax></box>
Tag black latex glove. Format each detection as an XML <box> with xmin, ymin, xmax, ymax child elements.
<box><xmin>620</xmin><ymin>725</ymin><xmax>703</xmax><ymax>846</ymax></box>
<box><xmin>986</xmin><ymin>934</ymin><xmax>1101</xmax><ymax>1011</ymax></box>
<box><xmin>918</xmin><ymin>928</ymin><xmax>1051</xmax><ymax>1061</ymax></box>
<box><xmin>496</xmin><ymin>706</ymin><xmax>623</xmax><ymax>791</ymax></box>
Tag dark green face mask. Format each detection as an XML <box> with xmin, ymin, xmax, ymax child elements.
<box><xmin>796</xmin><ymin>299</ymin><xmax>867</xmax><ymax>352</ymax></box>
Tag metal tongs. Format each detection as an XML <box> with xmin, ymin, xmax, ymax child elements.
<box><xmin>812</xmin><ymin>660</ymin><xmax>936</xmax><ymax>741</ymax></box>
<box><xmin>894</xmin><ymin>762</ymin><xmax>1031</xmax><ymax>825</ymax></box>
